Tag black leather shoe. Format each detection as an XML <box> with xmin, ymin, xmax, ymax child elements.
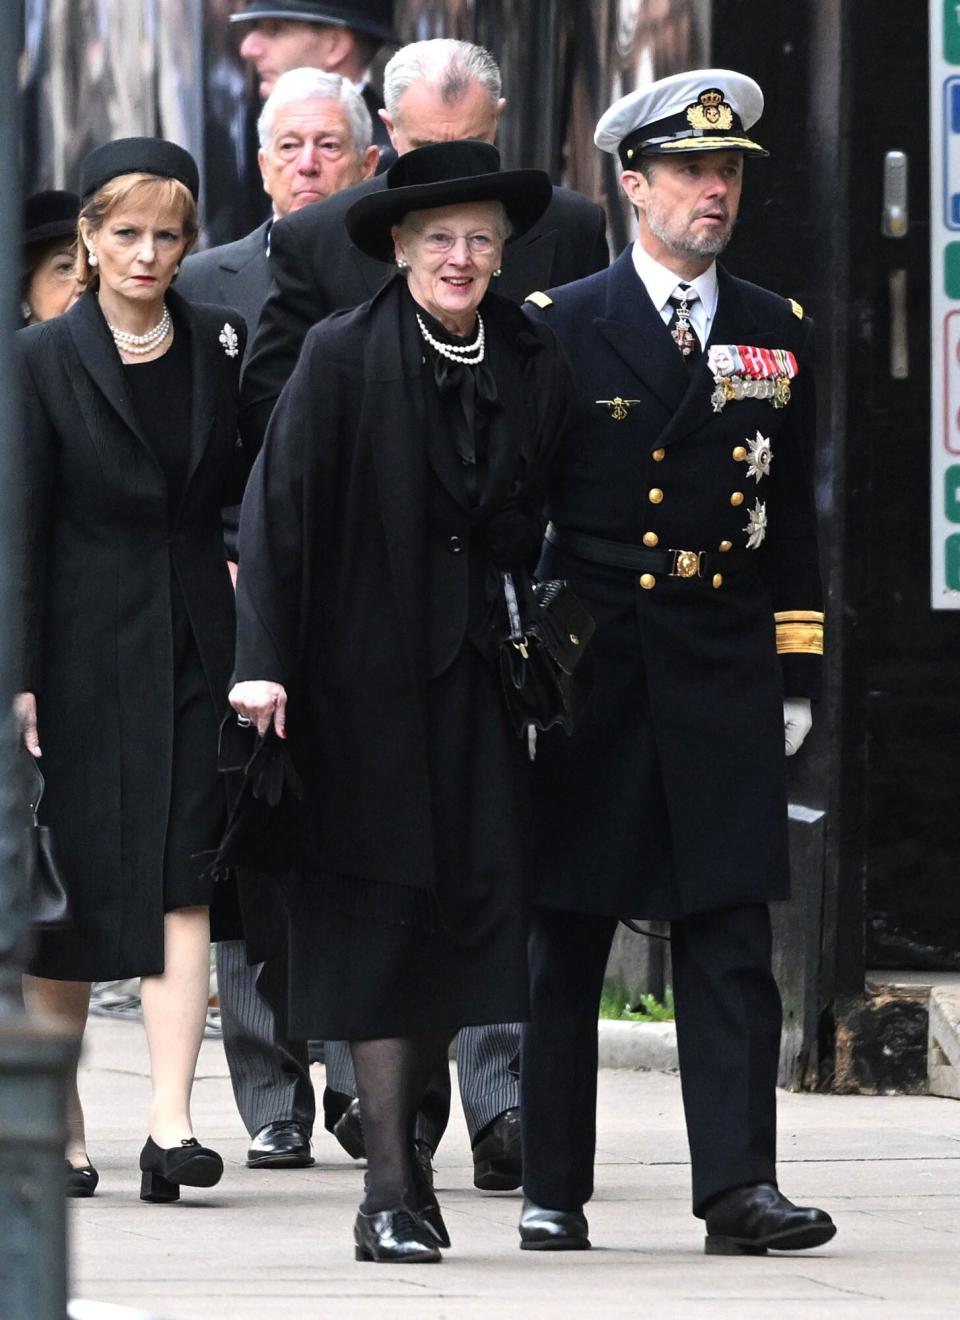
<box><xmin>518</xmin><ymin>1197</ymin><xmax>590</xmax><ymax>1250</ymax></box>
<box><xmin>66</xmin><ymin>1161</ymin><xmax>99</xmax><ymax>1198</ymax></box>
<box><xmin>333</xmin><ymin>1098</ymin><xmax>366</xmax><ymax>1160</ymax></box>
<box><xmin>704</xmin><ymin>1182</ymin><xmax>836</xmax><ymax>1254</ymax></box>
<box><xmin>354</xmin><ymin>1207</ymin><xmax>442</xmax><ymax>1263</ymax></box>
<box><xmin>246</xmin><ymin>1120</ymin><xmax>314</xmax><ymax>1169</ymax></box>
<box><xmin>412</xmin><ymin>1140</ymin><xmax>450</xmax><ymax>1248</ymax></box>
<box><xmin>139</xmin><ymin>1137</ymin><xmax>223</xmax><ymax>1203</ymax></box>
<box><xmin>472</xmin><ymin>1107</ymin><xmax>522</xmax><ymax>1191</ymax></box>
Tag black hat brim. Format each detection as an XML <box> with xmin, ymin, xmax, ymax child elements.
<box><xmin>24</xmin><ymin>218</ymin><xmax>79</xmax><ymax>249</ymax></box>
<box><xmin>228</xmin><ymin>5</ymin><xmax>398</xmax><ymax>44</ymax></box>
<box><xmin>346</xmin><ymin>169</ymin><xmax>553</xmax><ymax>264</ymax></box>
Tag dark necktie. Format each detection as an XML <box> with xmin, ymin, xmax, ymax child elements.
<box><xmin>666</xmin><ymin>283</ymin><xmax>701</xmax><ymax>365</ymax></box>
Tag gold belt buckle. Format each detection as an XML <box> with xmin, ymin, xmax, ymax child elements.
<box><xmin>670</xmin><ymin>549</ymin><xmax>703</xmax><ymax>579</ymax></box>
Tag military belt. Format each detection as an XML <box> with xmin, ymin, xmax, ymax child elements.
<box><xmin>545</xmin><ymin>523</ymin><xmax>755</xmax><ymax>579</ymax></box>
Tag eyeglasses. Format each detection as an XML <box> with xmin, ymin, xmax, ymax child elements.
<box><xmin>414</xmin><ymin>229</ymin><xmax>497</xmax><ymax>256</ymax></box>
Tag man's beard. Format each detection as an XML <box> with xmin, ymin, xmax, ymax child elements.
<box><xmin>646</xmin><ymin>201</ymin><xmax>734</xmax><ymax>258</ymax></box>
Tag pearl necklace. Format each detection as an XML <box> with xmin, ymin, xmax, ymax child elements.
<box><xmin>416</xmin><ymin>311</ymin><xmax>485</xmax><ymax>365</ymax></box>
<box><xmin>107</xmin><ymin>305</ymin><xmax>172</xmax><ymax>355</ymax></box>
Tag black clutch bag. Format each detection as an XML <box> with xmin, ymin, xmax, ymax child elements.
<box><xmin>28</xmin><ymin>760</ymin><xmax>71</xmax><ymax>929</ymax></box>
<box><xmin>498</xmin><ymin>571</ymin><xmax>596</xmax><ymax>755</ymax></box>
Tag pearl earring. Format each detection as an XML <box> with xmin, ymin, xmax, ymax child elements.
<box><xmin>396</xmin><ymin>257</ymin><xmax>408</xmax><ymax>271</ymax></box>
<box><xmin>493</xmin><ymin>267</ymin><xmax>502</xmax><ymax>277</ymax></box>
<box><xmin>87</xmin><ymin>247</ymin><xmax>98</xmax><ymax>267</ymax></box>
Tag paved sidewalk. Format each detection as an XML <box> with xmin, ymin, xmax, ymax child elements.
<box><xmin>69</xmin><ymin>1017</ymin><xmax>960</xmax><ymax>1319</ymax></box>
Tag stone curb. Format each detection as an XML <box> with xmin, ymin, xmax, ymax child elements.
<box><xmin>597</xmin><ymin>1018</ymin><xmax>678</xmax><ymax>1070</ymax></box>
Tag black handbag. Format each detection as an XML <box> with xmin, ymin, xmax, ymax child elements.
<box><xmin>498</xmin><ymin>570</ymin><xmax>596</xmax><ymax>755</ymax></box>
<box><xmin>28</xmin><ymin>760</ymin><xmax>71</xmax><ymax>929</ymax></box>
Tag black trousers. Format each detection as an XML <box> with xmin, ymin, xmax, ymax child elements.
<box><xmin>520</xmin><ymin>903</ymin><xmax>782</xmax><ymax>1218</ymax></box>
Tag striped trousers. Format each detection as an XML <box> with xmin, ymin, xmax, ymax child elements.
<box><xmin>219</xmin><ymin>936</ymin><xmax>519</xmax><ymax>1148</ymax></box>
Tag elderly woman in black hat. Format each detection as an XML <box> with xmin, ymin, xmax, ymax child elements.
<box><xmin>230</xmin><ymin>140</ymin><xmax>572</xmax><ymax>1262</ymax></box>
<box><xmin>16</xmin><ymin>137</ymin><xmax>249</xmax><ymax>1202</ymax></box>
<box><xmin>21</xmin><ymin>190</ymin><xmax>82</xmax><ymax>325</ymax></box>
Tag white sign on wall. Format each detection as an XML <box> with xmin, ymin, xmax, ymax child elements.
<box><xmin>931</xmin><ymin>2</ymin><xmax>960</xmax><ymax>606</ymax></box>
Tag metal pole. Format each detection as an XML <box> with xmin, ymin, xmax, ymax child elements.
<box><xmin>0</xmin><ymin>9</ymin><xmax>79</xmax><ymax>1318</ymax></box>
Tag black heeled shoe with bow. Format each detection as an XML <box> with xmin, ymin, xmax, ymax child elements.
<box><xmin>139</xmin><ymin>1136</ymin><xmax>223</xmax><ymax>1203</ymax></box>
<box><xmin>66</xmin><ymin>1161</ymin><xmax>99</xmax><ymax>1198</ymax></box>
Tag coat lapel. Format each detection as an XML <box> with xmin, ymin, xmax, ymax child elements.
<box><xmin>593</xmin><ymin>247</ymin><xmax>690</xmax><ymax>413</ymax></box>
<box><xmin>364</xmin><ymin>279</ymin><xmax>428</xmax><ymax>675</ymax></box>
<box><xmin>216</xmin><ymin>223</ymin><xmax>272</xmax><ymax>310</ymax></box>
<box><xmin>655</xmin><ymin>266</ymin><xmax>762</xmax><ymax>450</ymax></box>
<box><xmin>169</xmin><ymin>288</ymin><xmax>221</xmax><ymax>508</ymax></box>
<box><xmin>65</xmin><ymin>289</ymin><xmax>155</xmax><ymax>457</ymax></box>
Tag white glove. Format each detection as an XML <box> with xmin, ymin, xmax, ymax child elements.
<box><xmin>783</xmin><ymin>697</ymin><xmax>812</xmax><ymax>757</ymax></box>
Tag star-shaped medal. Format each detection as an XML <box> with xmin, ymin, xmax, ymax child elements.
<box><xmin>744</xmin><ymin>498</ymin><xmax>768</xmax><ymax>550</ymax></box>
<box><xmin>745</xmin><ymin>431</ymin><xmax>773</xmax><ymax>483</ymax></box>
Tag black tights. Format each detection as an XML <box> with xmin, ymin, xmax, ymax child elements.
<box><xmin>350</xmin><ymin>1030</ymin><xmax>454</xmax><ymax>1213</ymax></box>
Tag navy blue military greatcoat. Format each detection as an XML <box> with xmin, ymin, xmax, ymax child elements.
<box><xmin>525</xmin><ymin>246</ymin><xmax>823</xmax><ymax>920</ymax></box>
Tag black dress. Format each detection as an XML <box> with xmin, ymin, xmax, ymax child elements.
<box><xmin>120</xmin><ymin>327</ymin><xmax>224</xmax><ymax>913</ymax></box>
<box><xmin>286</xmin><ymin>295</ymin><xmax>532</xmax><ymax>1040</ymax></box>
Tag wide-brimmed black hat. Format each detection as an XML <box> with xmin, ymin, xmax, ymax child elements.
<box><xmin>229</xmin><ymin>1</ymin><xmax>397</xmax><ymax>45</ymax></box>
<box><xmin>346</xmin><ymin>141</ymin><xmax>552</xmax><ymax>263</ymax></box>
<box><xmin>79</xmin><ymin>137</ymin><xmax>200</xmax><ymax>204</ymax></box>
<box><xmin>23</xmin><ymin>190</ymin><xmax>80</xmax><ymax>248</ymax></box>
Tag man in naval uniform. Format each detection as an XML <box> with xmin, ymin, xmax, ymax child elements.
<box><xmin>518</xmin><ymin>70</ymin><xmax>836</xmax><ymax>1256</ymax></box>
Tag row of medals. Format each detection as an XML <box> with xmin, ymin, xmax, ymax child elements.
<box><xmin>673</xmin><ymin>300</ymin><xmax>793</xmax><ymax>414</ymax></box>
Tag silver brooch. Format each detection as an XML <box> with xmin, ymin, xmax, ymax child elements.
<box><xmin>744</xmin><ymin>498</ymin><xmax>768</xmax><ymax>550</ymax></box>
<box><xmin>219</xmin><ymin>322</ymin><xmax>239</xmax><ymax>358</ymax></box>
<box><xmin>746</xmin><ymin>430</ymin><xmax>773</xmax><ymax>483</ymax></box>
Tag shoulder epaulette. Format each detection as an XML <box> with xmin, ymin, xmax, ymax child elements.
<box><xmin>525</xmin><ymin>291</ymin><xmax>553</xmax><ymax>310</ymax></box>
<box><xmin>788</xmin><ymin>298</ymin><xmax>804</xmax><ymax>320</ymax></box>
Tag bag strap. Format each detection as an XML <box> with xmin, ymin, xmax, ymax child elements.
<box><xmin>502</xmin><ymin>571</ymin><xmax>524</xmax><ymax>643</ymax></box>
<box><xmin>29</xmin><ymin>759</ymin><xmax>44</xmax><ymax>823</ymax></box>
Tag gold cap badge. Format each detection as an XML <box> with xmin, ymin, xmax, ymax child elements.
<box><xmin>686</xmin><ymin>89</ymin><xmax>734</xmax><ymax>131</ymax></box>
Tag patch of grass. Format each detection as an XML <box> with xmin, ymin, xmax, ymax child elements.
<box><xmin>600</xmin><ymin>985</ymin><xmax>675</xmax><ymax>1022</ymax></box>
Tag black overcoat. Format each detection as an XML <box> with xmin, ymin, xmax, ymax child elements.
<box><xmin>18</xmin><ymin>288</ymin><xmax>248</xmax><ymax>978</ymax></box>
<box><xmin>525</xmin><ymin>248</ymin><xmax>824</xmax><ymax>919</ymax></box>
<box><xmin>234</xmin><ymin>277</ymin><xmax>571</xmax><ymax>892</ymax></box>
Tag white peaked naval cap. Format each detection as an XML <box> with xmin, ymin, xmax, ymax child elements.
<box><xmin>595</xmin><ymin>69</ymin><xmax>768</xmax><ymax>165</ymax></box>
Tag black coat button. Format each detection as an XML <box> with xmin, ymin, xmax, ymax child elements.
<box><xmin>447</xmin><ymin>535</ymin><xmax>464</xmax><ymax>554</ymax></box>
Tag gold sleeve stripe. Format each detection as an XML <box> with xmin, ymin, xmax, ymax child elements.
<box><xmin>774</xmin><ymin>610</ymin><xmax>825</xmax><ymax>623</ymax></box>
<box><xmin>525</xmin><ymin>291</ymin><xmax>553</xmax><ymax>309</ymax></box>
<box><xmin>776</xmin><ymin>622</ymin><xmax>824</xmax><ymax>656</ymax></box>
<box><xmin>789</xmin><ymin>298</ymin><xmax>804</xmax><ymax>319</ymax></box>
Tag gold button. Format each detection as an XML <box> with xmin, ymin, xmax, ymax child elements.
<box><xmin>730</xmin><ymin>491</ymin><xmax>744</xmax><ymax>507</ymax></box>
<box><xmin>718</xmin><ymin>540</ymin><xmax>732</xmax><ymax>552</ymax></box>
<box><xmin>639</xmin><ymin>573</ymin><xmax>656</xmax><ymax>590</ymax></box>
<box><xmin>712</xmin><ymin>573</ymin><xmax>723</xmax><ymax>589</ymax></box>
<box><xmin>651</xmin><ymin>448</ymin><xmax>666</xmax><ymax>462</ymax></box>
<box><xmin>642</xmin><ymin>531</ymin><xmax>659</xmax><ymax>547</ymax></box>
<box><xmin>732</xmin><ymin>445</ymin><xmax>747</xmax><ymax>461</ymax></box>
<box><xmin>648</xmin><ymin>487</ymin><xmax>664</xmax><ymax>504</ymax></box>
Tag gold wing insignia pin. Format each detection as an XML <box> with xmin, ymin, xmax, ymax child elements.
<box><xmin>596</xmin><ymin>396</ymin><xmax>641</xmax><ymax>421</ymax></box>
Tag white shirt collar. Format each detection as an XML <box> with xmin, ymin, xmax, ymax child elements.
<box><xmin>631</xmin><ymin>241</ymin><xmax>719</xmax><ymax>323</ymax></box>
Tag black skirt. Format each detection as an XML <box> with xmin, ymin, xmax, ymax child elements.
<box><xmin>29</xmin><ymin>584</ymin><xmax>223</xmax><ymax>980</ymax></box>
<box><xmin>286</xmin><ymin>640</ymin><xmax>530</xmax><ymax>1039</ymax></box>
